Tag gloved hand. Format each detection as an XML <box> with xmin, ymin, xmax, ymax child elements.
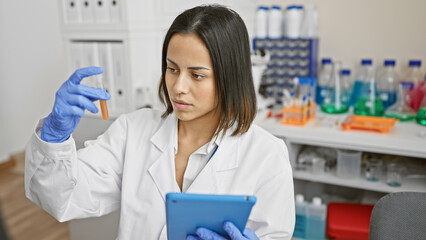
<box><xmin>186</xmin><ymin>221</ymin><xmax>259</xmax><ymax>240</ymax></box>
<box><xmin>40</xmin><ymin>67</ymin><xmax>110</xmax><ymax>143</ymax></box>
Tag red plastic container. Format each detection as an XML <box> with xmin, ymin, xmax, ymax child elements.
<box><xmin>326</xmin><ymin>202</ymin><xmax>374</xmax><ymax>240</ymax></box>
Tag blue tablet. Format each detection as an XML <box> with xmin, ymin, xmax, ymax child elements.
<box><xmin>166</xmin><ymin>193</ymin><xmax>256</xmax><ymax>240</ymax></box>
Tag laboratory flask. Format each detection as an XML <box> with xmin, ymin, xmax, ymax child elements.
<box><xmin>350</xmin><ymin>59</ymin><xmax>373</xmax><ymax>106</ymax></box>
<box><xmin>340</xmin><ymin>69</ymin><xmax>352</xmax><ymax>106</ymax></box>
<box><xmin>384</xmin><ymin>83</ymin><xmax>416</xmax><ymax>121</ymax></box>
<box><xmin>354</xmin><ymin>62</ymin><xmax>385</xmax><ymax>116</ymax></box>
<box><xmin>415</xmin><ymin>94</ymin><xmax>426</xmax><ymax>126</ymax></box>
<box><xmin>315</xmin><ymin>58</ymin><xmax>333</xmax><ymax>105</ymax></box>
<box><xmin>377</xmin><ymin>59</ymin><xmax>398</xmax><ymax>109</ymax></box>
<box><xmin>321</xmin><ymin>61</ymin><xmax>349</xmax><ymax>114</ymax></box>
<box><xmin>402</xmin><ymin>60</ymin><xmax>424</xmax><ymax>111</ymax></box>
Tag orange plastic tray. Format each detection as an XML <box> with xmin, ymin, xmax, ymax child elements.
<box><xmin>341</xmin><ymin>115</ymin><xmax>398</xmax><ymax>133</ymax></box>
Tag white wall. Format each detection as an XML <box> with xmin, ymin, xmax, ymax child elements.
<box><xmin>0</xmin><ymin>0</ymin><xmax>67</xmax><ymax>162</ymax></box>
<box><xmin>1</xmin><ymin>0</ymin><xmax>426</xmax><ymax>163</ymax></box>
<box><xmin>261</xmin><ymin>0</ymin><xmax>426</xmax><ymax>74</ymax></box>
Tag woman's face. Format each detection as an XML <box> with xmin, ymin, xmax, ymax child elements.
<box><xmin>166</xmin><ymin>33</ymin><xmax>219</xmax><ymax>123</ymax></box>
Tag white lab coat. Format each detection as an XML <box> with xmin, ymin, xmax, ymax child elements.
<box><xmin>25</xmin><ymin>108</ymin><xmax>295</xmax><ymax>239</ymax></box>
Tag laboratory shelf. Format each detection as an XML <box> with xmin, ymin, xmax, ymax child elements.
<box><xmin>293</xmin><ymin>168</ymin><xmax>426</xmax><ymax>193</ymax></box>
<box><xmin>256</xmin><ymin>110</ymin><xmax>426</xmax><ymax>193</ymax></box>
<box><xmin>257</xmin><ymin>114</ymin><xmax>426</xmax><ymax>159</ymax></box>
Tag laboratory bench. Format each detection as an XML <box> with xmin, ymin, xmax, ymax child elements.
<box><xmin>256</xmin><ymin>109</ymin><xmax>426</xmax><ymax>195</ymax></box>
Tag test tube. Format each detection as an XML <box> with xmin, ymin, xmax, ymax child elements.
<box><xmin>96</xmin><ymin>77</ymin><xmax>109</xmax><ymax>120</ymax></box>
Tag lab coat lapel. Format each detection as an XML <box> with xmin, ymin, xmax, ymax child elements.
<box><xmin>148</xmin><ymin>114</ymin><xmax>179</xmax><ymax>201</ymax></box>
<box><xmin>186</xmin><ymin>134</ymin><xmax>239</xmax><ymax>194</ymax></box>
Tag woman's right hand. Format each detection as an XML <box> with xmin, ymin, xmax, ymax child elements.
<box><xmin>40</xmin><ymin>67</ymin><xmax>110</xmax><ymax>143</ymax></box>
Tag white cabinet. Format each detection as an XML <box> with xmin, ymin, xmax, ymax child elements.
<box><xmin>59</xmin><ymin>0</ymin><xmax>173</xmax><ymax>118</ymax></box>
<box><xmin>257</xmin><ymin>111</ymin><xmax>426</xmax><ymax>196</ymax></box>
<box><xmin>59</xmin><ymin>0</ymin><xmax>258</xmax><ymax>119</ymax></box>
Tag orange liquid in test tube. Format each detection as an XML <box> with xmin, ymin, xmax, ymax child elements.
<box><xmin>99</xmin><ymin>100</ymin><xmax>109</xmax><ymax>120</ymax></box>
<box><xmin>96</xmin><ymin>76</ymin><xmax>109</xmax><ymax>120</ymax></box>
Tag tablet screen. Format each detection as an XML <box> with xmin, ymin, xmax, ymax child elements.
<box><xmin>166</xmin><ymin>193</ymin><xmax>256</xmax><ymax>240</ymax></box>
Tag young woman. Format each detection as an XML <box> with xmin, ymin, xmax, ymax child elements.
<box><xmin>25</xmin><ymin>5</ymin><xmax>295</xmax><ymax>239</ymax></box>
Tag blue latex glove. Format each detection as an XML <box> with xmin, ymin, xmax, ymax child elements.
<box><xmin>40</xmin><ymin>67</ymin><xmax>110</xmax><ymax>143</ymax></box>
<box><xmin>186</xmin><ymin>221</ymin><xmax>259</xmax><ymax>240</ymax></box>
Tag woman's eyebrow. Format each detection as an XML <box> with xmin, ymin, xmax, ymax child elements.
<box><xmin>167</xmin><ymin>57</ymin><xmax>210</xmax><ymax>71</ymax></box>
<box><xmin>167</xmin><ymin>58</ymin><xmax>178</xmax><ymax>66</ymax></box>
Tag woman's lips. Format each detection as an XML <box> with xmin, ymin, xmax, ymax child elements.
<box><xmin>172</xmin><ymin>99</ymin><xmax>192</xmax><ymax>110</ymax></box>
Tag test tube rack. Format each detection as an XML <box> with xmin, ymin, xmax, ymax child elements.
<box><xmin>253</xmin><ymin>38</ymin><xmax>319</xmax><ymax>88</ymax></box>
<box><xmin>281</xmin><ymin>102</ymin><xmax>316</xmax><ymax>126</ymax></box>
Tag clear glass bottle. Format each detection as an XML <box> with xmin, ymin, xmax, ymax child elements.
<box><xmin>402</xmin><ymin>60</ymin><xmax>424</xmax><ymax>111</ymax></box>
<box><xmin>385</xmin><ymin>83</ymin><xmax>416</xmax><ymax>121</ymax></box>
<box><xmin>340</xmin><ymin>69</ymin><xmax>352</xmax><ymax>106</ymax></box>
<box><xmin>377</xmin><ymin>59</ymin><xmax>398</xmax><ymax>109</ymax></box>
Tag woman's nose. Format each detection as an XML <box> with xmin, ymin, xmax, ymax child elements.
<box><xmin>173</xmin><ymin>72</ymin><xmax>189</xmax><ymax>95</ymax></box>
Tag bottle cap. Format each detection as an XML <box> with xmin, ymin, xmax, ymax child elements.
<box><xmin>297</xmin><ymin>5</ymin><xmax>304</xmax><ymax>9</ymax></box>
<box><xmin>341</xmin><ymin>69</ymin><xmax>351</xmax><ymax>75</ymax></box>
<box><xmin>384</xmin><ymin>59</ymin><xmax>396</xmax><ymax>66</ymax></box>
<box><xmin>287</xmin><ymin>5</ymin><xmax>299</xmax><ymax>10</ymax></box>
<box><xmin>361</xmin><ymin>59</ymin><xmax>372</xmax><ymax>65</ymax></box>
<box><xmin>296</xmin><ymin>194</ymin><xmax>304</xmax><ymax>202</ymax></box>
<box><xmin>312</xmin><ymin>197</ymin><xmax>322</xmax><ymax>206</ymax></box>
<box><xmin>322</xmin><ymin>58</ymin><xmax>332</xmax><ymax>64</ymax></box>
<box><xmin>271</xmin><ymin>5</ymin><xmax>281</xmax><ymax>10</ymax></box>
<box><xmin>258</xmin><ymin>6</ymin><xmax>269</xmax><ymax>11</ymax></box>
<box><xmin>409</xmin><ymin>60</ymin><xmax>421</xmax><ymax>67</ymax></box>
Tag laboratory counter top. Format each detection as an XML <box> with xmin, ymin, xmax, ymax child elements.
<box><xmin>256</xmin><ymin>110</ymin><xmax>426</xmax><ymax>159</ymax></box>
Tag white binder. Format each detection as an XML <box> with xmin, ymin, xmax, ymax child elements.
<box><xmin>108</xmin><ymin>0</ymin><xmax>121</xmax><ymax>23</ymax></box>
<box><xmin>97</xmin><ymin>42</ymin><xmax>115</xmax><ymax>112</ymax></box>
<box><xmin>64</xmin><ymin>0</ymin><xmax>82</xmax><ymax>24</ymax></box>
<box><xmin>80</xmin><ymin>0</ymin><xmax>95</xmax><ymax>23</ymax></box>
<box><xmin>79</xmin><ymin>42</ymin><xmax>99</xmax><ymax>86</ymax></box>
<box><xmin>110</xmin><ymin>42</ymin><xmax>126</xmax><ymax>113</ymax></box>
<box><xmin>69</xmin><ymin>41</ymin><xmax>84</xmax><ymax>71</ymax></box>
<box><xmin>94</xmin><ymin>0</ymin><xmax>109</xmax><ymax>23</ymax></box>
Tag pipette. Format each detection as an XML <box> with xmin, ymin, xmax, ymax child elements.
<box><xmin>96</xmin><ymin>76</ymin><xmax>109</xmax><ymax>120</ymax></box>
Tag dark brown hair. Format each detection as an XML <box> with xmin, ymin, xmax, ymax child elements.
<box><xmin>158</xmin><ymin>5</ymin><xmax>256</xmax><ymax>136</ymax></box>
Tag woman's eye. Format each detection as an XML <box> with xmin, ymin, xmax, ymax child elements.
<box><xmin>167</xmin><ymin>67</ymin><xmax>178</xmax><ymax>73</ymax></box>
<box><xmin>193</xmin><ymin>73</ymin><xmax>204</xmax><ymax>79</ymax></box>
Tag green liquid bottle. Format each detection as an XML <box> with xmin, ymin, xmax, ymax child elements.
<box><xmin>416</xmin><ymin>108</ymin><xmax>426</xmax><ymax>126</ymax></box>
<box><xmin>321</xmin><ymin>103</ymin><xmax>349</xmax><ymax>114</ymax></box>
<box><xmin>354</xmin><ymin>97</ymin><xmax>385</xmax><ymax>116</ymax></box>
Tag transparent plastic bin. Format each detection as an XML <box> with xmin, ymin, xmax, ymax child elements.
<box><xmin>336</xmin><ymin>150</ymin><xmax>362</xmax><ymax>178</ymax></box>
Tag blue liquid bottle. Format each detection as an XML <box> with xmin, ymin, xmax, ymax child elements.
<box><xmin>306</xmin><ymin>197</ymin><xmax>326</xmax><ymax>240</ymax></box>
<box><xmin>293</xmin><ymin>194</ymin><xmax>307</xmax><ymax>238</ymax></box>
<box><xmin>350</xmin><ymin>59</ymin><xmax>373</xmax><ymax>106</ymax></box>
<box><xmin>316</xmin><ymin>58</ymin><xmax>333</xmax><ymax>105</ymax></box>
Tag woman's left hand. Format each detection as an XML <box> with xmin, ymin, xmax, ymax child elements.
<box><xmin>186</xmin><ymin>221</ymin><xmax>259</xmax><ymax>240</ymax></box>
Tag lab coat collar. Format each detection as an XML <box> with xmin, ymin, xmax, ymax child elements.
<box><xmin>150</xmin><ymin>113</ymin><xmax>177</xmax><ymax>152</ymax></box>
<box><xmin>148</xmin><ymin>113</ymin><xmax>240</xmax><ymax>199</ymax></box>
